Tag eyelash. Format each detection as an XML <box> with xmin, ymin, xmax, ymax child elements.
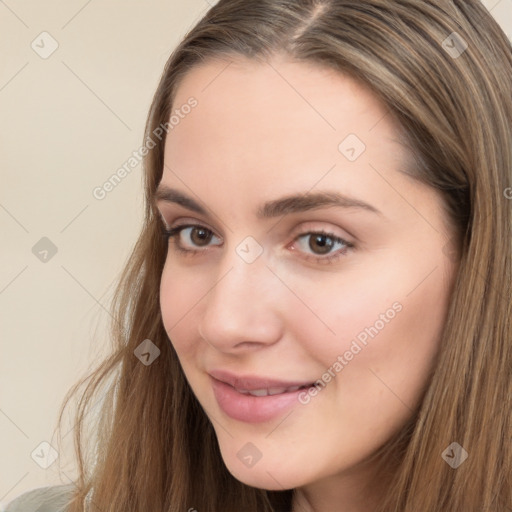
<box><xmin>160</xmin><ymin>224</ymin><xmax>354</xmax><ymax>264</ymax></box>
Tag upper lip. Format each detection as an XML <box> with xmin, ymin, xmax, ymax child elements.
<box><xmin>209</xmin><ymin>369</ymin><xmax>314</xmax><ymax>391</ymax></box>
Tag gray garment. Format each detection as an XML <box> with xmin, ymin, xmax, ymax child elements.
<box><xmin>5</xmin><ymin>484</ymin><xmax>75</xmax><ymax>512</ymax></box>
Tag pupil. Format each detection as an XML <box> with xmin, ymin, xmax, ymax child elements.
<box><xmin>191</xmin><ymin>228</ymin><xmax>212</xmax><ymax>246</ymax></box>
<box><xmin>310</xmin><ymin>234</ymin><xmax>333</xmax><ymax>254</ymax></box>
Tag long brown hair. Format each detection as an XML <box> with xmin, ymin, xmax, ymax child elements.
<box><xmin>58</xmin><ymin>1</ymin><xmax>512</xmax><ymax>510</ymax></box>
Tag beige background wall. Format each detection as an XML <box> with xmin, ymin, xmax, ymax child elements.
<box><xmin>1</xmin><ymin>0</ymin><xmax>510</xmax><ymax>505</ymax></box>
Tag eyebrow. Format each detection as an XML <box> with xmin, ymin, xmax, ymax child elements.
<box><xmin>154</xmin><ymin>184</ymin><xmax>381</xmax><ymax>218</ymax></box>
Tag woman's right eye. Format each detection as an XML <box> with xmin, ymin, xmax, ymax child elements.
<box><xmin>162</xmin><ymin>224</ymin><xmax>222</xmax><ymax>254</ymax></box>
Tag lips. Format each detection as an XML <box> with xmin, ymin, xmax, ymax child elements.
<box><xmin>208</xmin><ymin>369</ymin><xmax>314</xmax><ymax>393</ymax></box>
<box><xmin>208</xmin><ymin>369</ymin><xmax>316</xmax><ymax>422</ymax></box>
<box><xmin>235</xmin><ymin>385</ymin><xmax>308</xmax><ymax>397</ymax></box>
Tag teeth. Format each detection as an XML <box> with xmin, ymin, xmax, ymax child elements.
<box><xmin>234</xmin><ymin>385</ymin><xmax>305</xmax><ymax>396</ymax></box>
<box><xmin>268</xmin><ymin>387</ymin><xmax>288</xmax><ymax>395</ymax></box>
<box><xmin>248</xmin><ymin>389</ymin><xmax>269</xmax><ymax>397</ymax></box>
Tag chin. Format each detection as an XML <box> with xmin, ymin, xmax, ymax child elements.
<box><xmin>227</xmin><ymin>466</ymin><xmax>295</xmax><ymax>491</ymax></box>
<box><xmin>220</xmin><ymin>452</ymin><xmax>302</xmax><ymax>491</ymax></box>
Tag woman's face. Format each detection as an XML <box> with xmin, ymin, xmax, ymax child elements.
<box><xmin>156</xmin><ymin>55</ymin><xmax>458</xmax><ymax>495</ymax></box>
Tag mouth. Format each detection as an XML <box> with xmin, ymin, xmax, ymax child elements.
<box><xmin>208</xmin><ymin>370</ymin><xmax>317</xmax><ymax>423</ymax></box>
<box><xmin>233</xmin><ymin>383</ymin><xmax>313</xmax><ymax>397</ymax></box>
<box><xmin>208</xmin><ymin>369</ymin><xmax>315</xmax><ymax>394</ymax></box>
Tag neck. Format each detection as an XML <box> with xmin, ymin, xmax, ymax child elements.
<box><xmin>290</xmin><ymin>455</ymin><xmax>394</xmax><ymax>512</ymax></box>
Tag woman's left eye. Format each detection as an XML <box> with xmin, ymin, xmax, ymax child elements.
<box><xmin>292</xmin><ymin>232</ymin><xmax>354</xmax><ymax>263</ymax></box>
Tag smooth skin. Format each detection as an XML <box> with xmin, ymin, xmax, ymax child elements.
<box><xmin>156</xmin><ymin>54</ymin><xmax>458</xmax><ymax>512</ymax></box>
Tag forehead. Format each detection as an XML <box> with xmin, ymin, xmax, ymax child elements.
<box><xmin>170</xmin><ymin>54</ymin><xmax>392</xmax><ymax>141</ymax></box>
<box><xmin>163</xmin><ymin>55</ymin><xmax>410</xmax><ymax>208</ymax></box>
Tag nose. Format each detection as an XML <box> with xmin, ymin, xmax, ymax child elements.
<box><xmin>197</xmin><ymin>252</ymin><xmax>284</xmax><ymax>353</ymax></box>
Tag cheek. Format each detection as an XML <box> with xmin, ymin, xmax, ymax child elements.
<box><xmin>159</xmin><ymin>261</ymin><xmax>207</xmax><ymax>357</ymax></box>
<box><xmin>284</xmin><ymin>274</ymin><xmax>450</xmax><ymax>469</ymax></box>
<box><xmin>294</xmin><ymin>257</ymin><xmax>452</xmax><ymax>406</ymax></box>
<box><xmin>282</xmin><ymin>267</ymin><xmax>404</xmax><ymax>370</ymax></box>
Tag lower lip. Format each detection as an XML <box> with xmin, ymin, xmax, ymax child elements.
<box><xmin>211</xmin><ymin>377</ymin><xmax>311</xmax><ymax>423</ymax></box>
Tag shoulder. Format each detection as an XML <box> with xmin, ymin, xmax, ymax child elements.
<box><xmin>5</xmin><ymin>484</ymin><xmax>75</xmax><ymax>512</ymax></box>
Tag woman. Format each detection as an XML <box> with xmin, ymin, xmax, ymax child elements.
<box><xmin>8</xmin><ymin>0</ymin><xmax>511</xmax><ymax>511</ymax></box>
